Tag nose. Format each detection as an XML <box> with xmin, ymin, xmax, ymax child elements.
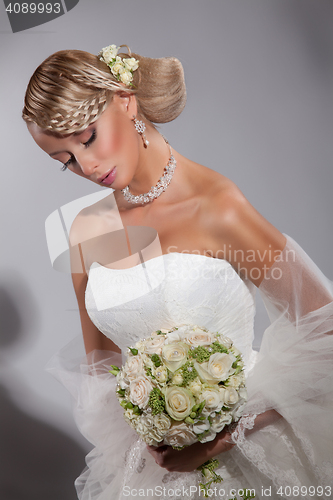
<box><xmin>75</xmin><ymin>152</ymin><xmax>98</xmax><ymax>176</ymax></box>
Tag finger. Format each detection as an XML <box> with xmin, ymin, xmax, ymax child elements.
<box><xmin>147</xmin><ymin>445</ymin><xmax>159</xmax><ymax>451</ymax></box>
<box><xmin>147</xmin><ymin>444</ymin><xmax>168</xmax><ymax>452</ymax></box>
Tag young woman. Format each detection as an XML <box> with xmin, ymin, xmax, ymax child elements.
<box><xmin>23</xmin><ymin>45</ymin><xmax>333</xmax><ymax>500</ymax></box>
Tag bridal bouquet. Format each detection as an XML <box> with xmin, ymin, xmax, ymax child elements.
<box><xmin>110</xmin><ymin>325</ymin><xmax>247</xmax><ymax>454</ymax></box>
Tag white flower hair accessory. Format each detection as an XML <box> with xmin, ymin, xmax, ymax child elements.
<box><xmin>99</xmin><ymin>44</ymin><xmax>139</xmax><ymax>87</ymax></box>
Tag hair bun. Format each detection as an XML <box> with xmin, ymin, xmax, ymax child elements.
<box><xmin>131</xmin><ymin>54</ymin><xmax>187</xmax><ymax>123</ymax></box>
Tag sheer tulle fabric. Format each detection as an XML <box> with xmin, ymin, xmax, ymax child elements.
<box><xmin>47</xmin><ymin>235</ymin><xmax>333</xmax><ymax>499</ymax></box>
<box><xmin>228</xmin><ymin>237</ymin><xmax>333</xmax><ymax>495</ymax></box>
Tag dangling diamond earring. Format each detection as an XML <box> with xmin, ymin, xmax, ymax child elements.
<box><xmin>133</xmin><ymin>116</ymin><xmax>149</xmax><ymax>148</ymax></box>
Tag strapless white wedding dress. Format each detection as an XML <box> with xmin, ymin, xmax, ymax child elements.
<box><xmin>48</xmin><ymin>236</ymin><xmax>333</xmax><ymax>500</ymax></box>
<box><xmin>86</xmin><ymin>252</ymin><xmax>258</xmax><ymax>371</ymax></box>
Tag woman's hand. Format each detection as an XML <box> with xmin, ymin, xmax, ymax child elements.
<box><xmin>147</xmin><ymin>409</ymin><xmax>283</xmax><ymax>472</ymax></box>
<box><xmin>147</xmin><ymin>427</ymin><xmax>235</xmax><ymax>473</ymax></box>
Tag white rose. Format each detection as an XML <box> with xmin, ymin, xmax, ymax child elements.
<box><xmin>194</xmin><ymin>352</ymin><xmax>235</xmax><ymax>384</ymax></box>
<box><xmin>154</xmin><ymin>413</ymin><xmax>172</xmax><ymax>436</ymax></box>
<box><xmin>100</xmin><ymin>44</ymin><xmax>119</xmax><ymax>63</ymax></box>
<box><xmin>208</xmin><ymin>353</ymin><xmax>236</xmax><ymax>379</ymax></box>
<box><xmin>188</xmin><ymin>377</ymin><xmax>203</xmax><ymax>397</ymax></box>
<box><xmin>185</xmin><ymin>327</ymin><xmax>213</xmax><ymax>347</ymax></box>
<box><xmin>163</xmin><ymin>422</ymin><xmax>197</xmax><ymax>447</ymax></box>
<box><xmin>210</xmin><ymin>412</ymin><xmax>233</xmax><ymax>433</ymax></box>
<box><xmin>162</xmin><ymin>342</ymin><xmax>189</xmax><ymax>372</ymax></box>
<box><xmin>200</xmin><ymin>387</ymin><xmax>223</xmax><ymax>412</ymax></box>
<box><xmin>129</xmin><ymin>376</ymin><xmax>154</xmax><ymax>409</ymax></box>
<box><xmin>144</xmin><ymin>335</ymin><xmax>166</xmax><ymax>355</ymax></box>
<box><xmin>123</xmin><ymin>57</ymin><xmax>139</xmax><ymax>71</ymax></box>
<box><xmin>152</xmin><ymin>366</ymin><xmax>168</xmax><ymax>384</ymax></box>
<box><xmin>124</xmin><ymin>356</ymin><xmax>144</xmax><ymax>381</ymax></box>
<box><xmin>119</xmin><ymin>68</ymin><xmax>133</xmax><ymax>85</ymax></box>
<box><xmin>164</xmin><ymin>386</ymin><xmax>194</xmax><ymax>421</ymax></box>
<box><xmin>220</xmin><ymin>387</ymin><xmax>239</xmax><ymax>406</ymax></box>
<box><xmin>111</xmin><ymin>56</ymin><xmax>124</xmax><ymax>76</ymax></box>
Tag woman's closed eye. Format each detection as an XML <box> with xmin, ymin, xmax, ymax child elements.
<box><xmin>83</xmin><ymin>129</ymin><xmax>96</xmax><ymax>148</ymax></box>
<box><xmin>60</xmin><ymin>129</ymin><xmax>96</xmax><ymax>171</ymax></box>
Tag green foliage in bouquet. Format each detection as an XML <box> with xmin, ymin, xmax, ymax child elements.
<box><xmin>148</xmin><ymin>387</ymin><xmax>165</xmax><ymax>415</ymax></box>
<box><xmin>110</xmin><ymin>325</ymin><xmax>248</xmax><ymax>495</ymax></box>
<box><xmin>198</xmin><ymin>459</ymin><xmax>255</xmax><ymax>499</ymax></box>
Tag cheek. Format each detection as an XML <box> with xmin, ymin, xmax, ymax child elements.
<box><xmin>102</xmin><ymin>127</ymin><xmax>120</xmax><ymax>158</ymax></box>
<box><xmin>98</xmin><ymin>118</ymin><xmax>138</xmax><ymax>162</ymax></box>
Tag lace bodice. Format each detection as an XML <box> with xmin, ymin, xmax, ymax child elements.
<box><xmin>85</xmin><ymin>252</ymin><xmax>257</xmax><ymax>372</ymax></box>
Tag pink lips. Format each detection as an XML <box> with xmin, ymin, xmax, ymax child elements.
<box><xmin>100</xmin><ymin>167</ymin><xmax>117</xmax><ymax>186</ymax></box>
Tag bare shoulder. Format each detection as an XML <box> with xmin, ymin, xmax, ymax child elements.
<box><xmin>203</xmin><ymin>175</ymin><xmax>253</xmax><ymax>228</ymax></box>
<box><xmin>180</xmin><ymin>157</ymin><xmax>249</xmax><ymax>230</ymax></box>
<box><xmin>179</xmin><ymin>155</ymin><xmax>236</xmax><ymax>203</ymax></box>
<box><xmin>69</xmin><ymin>192</ymin><xmax>123</xmax><ymax>246</ymax></box>
<box><xmin>184</xmin><ymin>161</ymin><xmax>245</xmax><ymax>224</ymax></box>
<box><xmin>69</xmin><ymin>192</ymin><xmax>124</xmax><ymax>274</ymax></box>
<box><xmin>194</xmin><ymin>168</ymin><xmax>286</xmax><ymax>285</ymax></box>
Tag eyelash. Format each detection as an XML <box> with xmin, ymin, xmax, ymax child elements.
<box><xmin>61</xmin><ymin>129</ymin><xmax>96</xmax><ymax>171</ymax></box>
<box><xmin>60</xmin><ymin>157</ymin><xmax>73</xmax><ymax>171</ymax></box>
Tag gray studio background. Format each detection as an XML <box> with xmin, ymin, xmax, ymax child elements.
<box><xmin>1</xmin><ymin>1</ymin><xmax>332</xmax><ymax>498</ymax></box>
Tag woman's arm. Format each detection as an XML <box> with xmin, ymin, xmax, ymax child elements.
<box><xmin>71</xmin><ymin>270</ymin><xmax>121</xmax><ymax>355</ymax></box>
<box><xmin>69</xmin><ymin>212</ymin><xmax>121</xmax><ymax>356</ymax></box>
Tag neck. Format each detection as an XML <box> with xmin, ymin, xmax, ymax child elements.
<box><xmin>127</xmin><ymin>126</ymin><xmax>172</xmax><ymax>196</ymax></box>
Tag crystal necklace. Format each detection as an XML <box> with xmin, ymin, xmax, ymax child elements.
<box><xmin>121</xmin><ymin>138</ymin><xmax>176</xmax><ymax>205</ymax></box>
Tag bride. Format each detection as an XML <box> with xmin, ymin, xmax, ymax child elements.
<box><xmin>23</xmin><ymin>45</ymin><xmax>333</xmax><ymax>500</ymax></box>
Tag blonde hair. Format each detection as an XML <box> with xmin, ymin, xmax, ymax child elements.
<box><xmin>22</xmin><ymin>47</ymin><xmax>186</xmax><ymax>134</ymax></box>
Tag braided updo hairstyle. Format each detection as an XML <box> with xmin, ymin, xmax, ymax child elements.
<box><xmin>22</xmin><ymin>46</ymin><xmax>187</xmax><ymax>135</ymax></box>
